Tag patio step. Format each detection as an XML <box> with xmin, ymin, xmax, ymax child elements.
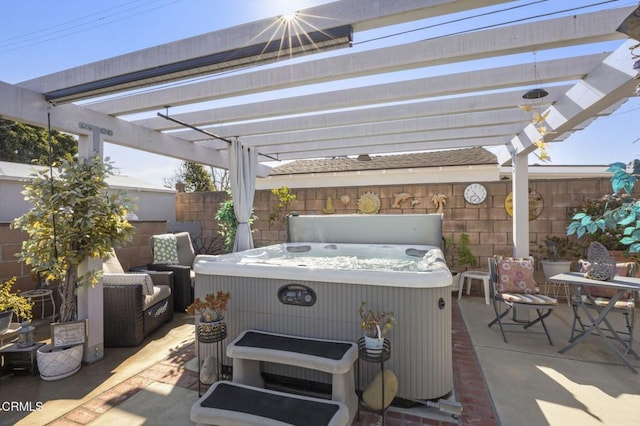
<box><xmin>190</xmin><ymin>380</ymin><xmax>349</xmax><ymax>426</ymax></box>
<box><xmin>202</xmin><ymin>329</ymin><xmax>359</xmax><ymax>424</ymax></box>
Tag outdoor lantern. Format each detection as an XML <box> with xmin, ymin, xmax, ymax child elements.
<box><xmin>17</xmin><ymin>321</ymin><xmax>35</xmax><ymax>348</ymax></box>
<box><xmin>522</xmin><ymin>88</ymin><xmax>549</xmax><ymax>99</ymax></box>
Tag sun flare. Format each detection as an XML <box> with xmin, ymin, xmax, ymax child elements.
<box><xmin>281</xmin><ymin>11</ymin><xmax>298</xmax><ymax>22</ymax></box>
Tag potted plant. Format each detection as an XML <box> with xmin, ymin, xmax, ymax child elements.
<box><xmin>534</xmin><ymin>235</ymin><xmax>586</xmax><ymax>279</ymax></box>
<box><xmin>445</xmin><ymin>233</ymin><xmax>478</xmax><ymax>271</ymax></box>
<box><xmin>444</xmin><ymin>233</ymin><xmax>478</xmax><ymax>292</ymax></box>
<box><xmin>186</xmin><ymin>291</ymin><xmax>231</xmax><ymax>341</ymax></box>
<box><xmin>11</xmin><ymin>155</ymin><xmax>135</xmax><ymax>380</ymax></box>
<box><xmin>0</xmin><ymin>277</ymin><xmax>33</xmax><ymax>334</ymax></box>
<box><xmin>186</xmin><ymin>291</ymin><xmax>231</xmax><ymax>322</ymax></box>
<box><xmin>358</xmin><ymin>301</ymin><xmax>395</xmax><ymax>354</ymax></box>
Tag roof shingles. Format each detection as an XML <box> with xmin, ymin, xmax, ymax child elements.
<box><xmin>271</xmin><ymin>148</ymin><xmax>497</xmax><ymax>175</ymax></box>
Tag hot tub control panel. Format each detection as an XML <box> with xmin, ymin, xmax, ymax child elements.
<box><xmin>278</xmin><ymin>284</ymin><xmax>316</xmax><ymax>307</ymax></box>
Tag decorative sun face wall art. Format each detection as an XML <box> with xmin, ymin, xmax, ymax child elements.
<box><xmin>358</xmin><ymin>192</ymin><xmax>380</xmax><ymax>214</ymax></box>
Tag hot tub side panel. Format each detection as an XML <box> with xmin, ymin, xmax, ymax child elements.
<box><xmin>196</xmin><ymin>274</ymin><xmax>452</xmax><ymax>400</ymax></box>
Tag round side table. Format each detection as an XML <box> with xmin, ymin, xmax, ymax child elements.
<box><xmin>20</xmin><ymin>289</ymin><xmax>56</xmax><ymax>321</ymax></box>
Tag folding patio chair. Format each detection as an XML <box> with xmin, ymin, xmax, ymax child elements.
<box><xmin>572</xmin><ymin>261</ymin><xmax>638</xmax><ymax>355</ymax></box>
<box><xmin>488</xmin><ymin>256</ymin><xmax>558</xmax><ymax>345</ymax></box>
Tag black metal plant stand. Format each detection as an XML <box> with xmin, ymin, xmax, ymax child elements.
<box><xmin>197</xmin><ymin>321</ymin><xmax>227</xmax><ymax>397</ymax></box>
<box><xmin>357</xmin><ymin>337</ymin><xmax>391</xmax><ymax>426</ymax></box>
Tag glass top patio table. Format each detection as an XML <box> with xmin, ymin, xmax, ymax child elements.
<box><xmin>550</xmin><ymin>272</ymin><xmax>640</xmax><ymax>373</ymax></box>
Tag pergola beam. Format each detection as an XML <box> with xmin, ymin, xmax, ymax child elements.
<box><xmin>498</xmin><ymin>39</ymin><xmax>639</xmax><ymax>163</ymax></box>
<box><xmin>132</xmin><ymin>52</ymin><xmax>599</xmax><ymax>134</ymax></box>
<box><xmin>250</xmin><ymin>125</ymin><xmax>523</xmax><ymax>160</ymax></box>
<box><xmin>84</xmin><ymin>7</ymin><xmax>630</xmax><ymax>116</ymax></box>
<box><xmin>0</xmin><ymin>80</ymin><xmax>273</xmax><ymax>175</ymax></box>
<box><xmin>18</xmin><ymin>0</ymin><xmax>512</xmax><ymax>100</ymax></box>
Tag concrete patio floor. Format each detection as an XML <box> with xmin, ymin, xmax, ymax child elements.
<box><xmin>460</xmin><ymin>296</ymin><xmax>640</xmax><ymax>426</ymax></box>
<box><xmin>1</xmin><ymin>296</ymin><xmax>639</xmax><ymax>425</ymax></box>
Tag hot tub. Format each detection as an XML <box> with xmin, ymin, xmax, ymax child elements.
<box><xmin>194</xmin><ymin>241</ymin><xmax>453</xmax><ymax>400</ymax></box>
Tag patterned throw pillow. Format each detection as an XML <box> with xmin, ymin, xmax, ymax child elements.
<box><xmin>496</xmin><ymin>257</ymin><xmax>538</xmax><ymax>294</ymax></box>
<box><xmin>153</xmin><ymin>234</ymin><xmax>179</xmax><ymax>264</ymax></box>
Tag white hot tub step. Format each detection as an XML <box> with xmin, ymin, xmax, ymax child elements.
<box><xmin>191</xmin><ymin>380</ymin><xmax>350</xmax><ymax>426</ymax></box>
<box><xmin>226</xmin><ymin>329</ymin><xmax>359</xmax><ymax>423</ymax></box>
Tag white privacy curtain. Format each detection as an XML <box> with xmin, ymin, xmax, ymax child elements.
<box><xmin>229</xmin><ymin>140</ymin><xmax>257</xmax><ymax>252</ymax></box>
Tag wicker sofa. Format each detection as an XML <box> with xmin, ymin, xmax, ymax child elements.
<box><xmin>102</xmin><ymin>252</ymin><xmax>174</xmax><ymax>347</ymax></box>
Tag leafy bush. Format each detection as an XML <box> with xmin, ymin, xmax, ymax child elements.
<box><xmin>567</xmin><ymin>161</ymin><xmax>640</xmax><ymax>253</ymax></box>
<box><xmin>0</xmin><ymin>277</ymin><xmax>33</xmax><ymax>322</ymax></box>
<box><xmin>215</xmin><ymin>191</ymin><xmax>256</xmax><ymax>253</ymax></box>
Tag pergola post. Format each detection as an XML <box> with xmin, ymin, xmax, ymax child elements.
<box><xmin>511</xmin><ymin>152</ymin><xmax>530</xmax><ymax>258</ymax></box>
<box><xmin>76</xmin><ymin>127</ymin><xmax>108</xmax><ymax>364</ymax></box>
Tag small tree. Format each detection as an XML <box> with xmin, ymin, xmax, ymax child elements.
<box><xmin>164</xmin><ymin>161</ymin><xmax>222</xmax><ymax>192</ymax></box>
<box><xmin>269</xmin><ymin>186</ymin><xmax>297</xmax><ymax>223</ymax></box>
<box><xmin>11</xmin><ymin>155</ymin><xmax>136</xmax><ymax>322</ymax></box>
<box><xmin>0</xmin><ymin>118</ymin><xmax>77</xmax><ymax>164</ymax></box>
<box><xmin>445</xmin><ymin>233</ymin><xmax>477</xmax><ymax>269</ymax></box>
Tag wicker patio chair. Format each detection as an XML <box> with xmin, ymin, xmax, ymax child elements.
<box><xmin>145</xmin><ymin>232</ymin><xmax>196</xmax><ymax>312</ymax></box>
<box><xmin>102</xmin><ymin>251</ymin><xmax>174</xmax><ymax>347</ymax></box>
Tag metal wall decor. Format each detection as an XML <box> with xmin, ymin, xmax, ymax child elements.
<box><xmin>392</xmin><ymin>192</ymin><xmax>413</xmax><ymax>208</ymax></box>
<box><xmin>504</xmin><ymin>190</ymin><xmax>544</xmax><ymax>220</ymax></box>
<box><xmin>431</xmin><ymin>193</ymin><xmax>448</xmax><ymax>214</ymax></box>
<box><xmin>322</xmin><ymin>196</ymin><xmax>335</xmax><ymax>214</ymax></box>
<box><xmin>358</xmin><ymin>192</ymin><xmax>380</xmax><ymax>214</ymax></box>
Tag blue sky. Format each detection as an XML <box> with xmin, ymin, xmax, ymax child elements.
<box><xmin>1</xmin><ymin>0</ymin><xmax>639</xmax><ymax>187</ymax></box>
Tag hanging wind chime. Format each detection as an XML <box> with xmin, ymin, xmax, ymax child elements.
<box><xmin>518</xmin><ymin>51</ymin><xmax>555</xmax><ymax>162</ymax></box>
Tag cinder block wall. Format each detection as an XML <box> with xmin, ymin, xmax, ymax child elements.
<box><xmin>2</xmin><ymin>177</ymin><xmax>632</xmax><ymax>299</ymax></box>
<box><xmin>176</xmin><ymin>177</ymin><xmax>633</xmax><ymax>272</ymax></box>
<box><xmin>0</xmin><ymin>221</ymin><xmax>167</xmax><ymax>294</ymax></box>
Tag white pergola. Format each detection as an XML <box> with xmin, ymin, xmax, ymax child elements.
<box><xmin>1</xmin><ymin>0</ymin><xmax>639</xmax><ymax>256</ymax></box>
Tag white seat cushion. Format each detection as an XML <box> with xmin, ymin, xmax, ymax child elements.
<box><xmin>103</xmin><ymin>250</ymin><xmax>125</xmax><ymax>274</ymax></box>
<box><xmin>102</xmin><ymin>273</ymin><xmax>154</xmax><ymax>295</ymax></box>
<box><xmin>143</xmin><ymin>285</ymin><xmax>171</xmax><ymax>311</ymax></box>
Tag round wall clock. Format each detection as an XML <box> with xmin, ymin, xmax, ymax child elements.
<box><xmin>463</xmin><ymin>183</ymin><xmax>487</xmax><ymax>205</ymax></box>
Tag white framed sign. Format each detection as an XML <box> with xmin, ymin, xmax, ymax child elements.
<box><xmin>51</xmin><ymin>320</ymin><xmax>87</xmax><ymax>348</ymax></box>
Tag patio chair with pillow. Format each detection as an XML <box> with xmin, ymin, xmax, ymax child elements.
<box><xmin>572</xmin><ymin>260</ymin><xmax>638</xmax><ymax>355</ymax></box>
<box><xmin>488</xmin><ymin>256</ymin><xmax>558</xmax><ymax>345</ymax></box>
<box><xmin>102</xmin><ymin>250</ymin><xmax>174</xmax><ymax>347</ymax></box>
<box><xmin>145</xmin><ymin>232</ymin><xmax>196</xmax><ymax>312</ymax></box>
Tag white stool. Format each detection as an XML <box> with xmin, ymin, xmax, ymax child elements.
<box><xmin>458</xmin><ymin>271</ymin><xmax>491</xmax><ymax>305</ymax></box>
<box><xmin>20</xmin><ymin>289</ymin><xmax>56</xmax><ymax>321</ymax></box>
